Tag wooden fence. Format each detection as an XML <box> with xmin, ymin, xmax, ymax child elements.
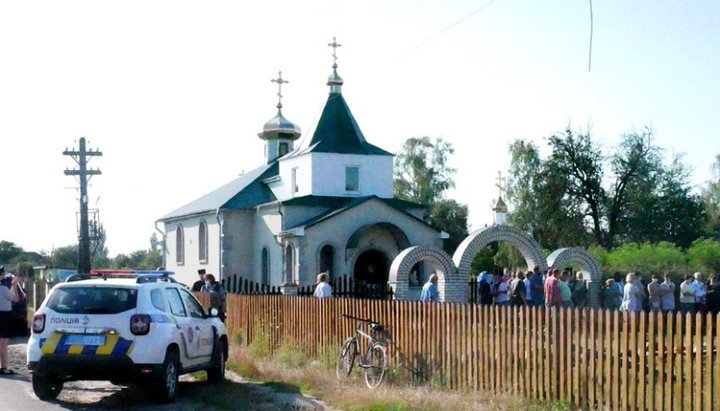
<box><xmin>222</xmin><ymin>274</ymin><xmax>394</xmax><ymax>299</ymax></box>
<box><xmin>217</xmin><ymin>294</ymin><xmax>720</xmax><ymax>410</ymax></box>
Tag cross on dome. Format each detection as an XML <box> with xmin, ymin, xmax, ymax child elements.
<box><xmin>328</xmin><ymin>37</ymin><xmax>342</xmax><ymax>68</ymax></box>
<box><xmin>495</xmin><ymin>170</ymin><xmax>506</xmax><ymax>198</ymax></box>
<box><xmin>270</xmin><ymin>71</ymin><xmax>289</xmax><ymax>109</ymax></box>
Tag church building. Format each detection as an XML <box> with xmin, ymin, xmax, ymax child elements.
<box><xmin>157</xmin><ymin>39</ymin><xmax>446</xmax><ymax>292</ymax></box>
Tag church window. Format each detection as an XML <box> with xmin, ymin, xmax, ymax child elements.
<box><xmin>279</xmin><ymin>142</ymin><xmax>289</xmax><ymax>157</ymax></box>
<box><xmin>284</xmin><ymin>244</ymin><xmax>295</xmax><ymax>283</ymax></box>
<box><xmin>320</xmin><ymin>245</ymin><xmax>334</xmax><ymax>277</ymax></box>
<box><xmin>175</xmin><ymin>225</ymin><xmax>185</xmax><ymax>265</ymax></box>
<box><xmin>198</xmin><ymin>220</ymin><xmax>208</xmax><ymax>263</ymax></box>
<box><xmin>261</xmin><ymin>247</ymin><xmax>270</xmax><ymax>285</ymax></box>
<box><xmin>291</xmin><ymin>167</ymin><xmax>299</xmax><ymax>193</ymax></box>
<box><xmin>345</xmin><ymin>166</ymin><xmax>359</xmax><ymax>191</ymax></box>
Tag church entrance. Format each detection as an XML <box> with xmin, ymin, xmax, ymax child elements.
<box><xmin>353</xmin><ymin>249</ymin><xmax>390</xmax><ymax>299</ymax></box>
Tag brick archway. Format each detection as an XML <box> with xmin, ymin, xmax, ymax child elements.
<box><xmin>388</xmin><ymin>246</ymin><xmax>463</xmax><ymax>302</ymax></box>
<box><xmin>453</xmin><ymin>225</ymin><xmax>548</xmax><ymax>278</ymax></box>
<box><xmin>547</xmin><ymin>247</ymin><xmax>603</xmax><ymax>307</ymax></box>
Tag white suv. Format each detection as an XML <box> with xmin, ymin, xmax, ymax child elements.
<box><xmin>27</xmin><ymin>270</ymin><xmax>228</xmax><ymax>403</ymax></box>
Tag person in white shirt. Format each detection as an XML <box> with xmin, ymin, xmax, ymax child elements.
<box><xmin>313</xmin><ymin>272</ymin><xmax>333</xmax><ymax>298</ymax></box>
<box><xmin>679</xmin><ymin>275</ymin><xmax>696</xmax><ymax>314</ymax></box>
<box><xmin>620</xmin><ymin>273</ymin><xmax>643</xmax><ymax>312</ymax></box>
<box><xmin>660</xmin><ymin>273</ymin><xmax>676</xmax><ymax>312</ymax></box>
<box><xmin>492</xmin><ymin>273</ymin><xmax>510</xmax><ymax>305</ymax></box>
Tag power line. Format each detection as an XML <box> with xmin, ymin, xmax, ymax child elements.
<box><xmin>403</xmin><ymin>0</ymin><xmax>498</xmax><ymax>57</ymax></box>
<box><xmin>588</xmin><ymin>0</ymin><xmax>594</xmax><ymax>72</ymax></box>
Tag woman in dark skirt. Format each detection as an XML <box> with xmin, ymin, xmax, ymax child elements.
<box><xmin>0</xmin><ymin>266</ymin><xmax>20</xmax><ymax>375</ymax></box>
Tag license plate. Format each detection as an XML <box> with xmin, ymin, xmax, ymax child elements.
<box><xmin>65</xmin><ymin>334</ymin><xmax>106</xmax><ymax>346</ymax></box>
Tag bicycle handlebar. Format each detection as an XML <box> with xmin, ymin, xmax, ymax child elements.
<box><xmin>341</xmin><ymin>313</ymin><xmax>378</xmax><ymax>324</ymax></box>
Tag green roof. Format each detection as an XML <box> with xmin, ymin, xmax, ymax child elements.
<box><xmin>305</xmin><ymin>93</ymin><xmax>393</xmax><ymax>156</ymax></box>
<box><xmin>282</xmin><ymin>195</ymin><xmax>432</xmax><ymax>230</ymax></box>
<box><xmin>158</xmin><ymin>162</ymin><xmax>278</xmax><ymax>221</ymax></box>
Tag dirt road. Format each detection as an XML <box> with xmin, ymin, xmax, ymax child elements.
<box><xmin>2</xmin><ymin>337</ymin><xmax>335</xmax><ymax>410</ymax></box>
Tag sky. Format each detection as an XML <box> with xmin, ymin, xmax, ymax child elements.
<box><xmin>1</xmin><ymin>1</ymin><xmax>719</xmax><ymax>256</ymax></box>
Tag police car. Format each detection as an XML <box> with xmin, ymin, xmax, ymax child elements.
<box><xmin>26</xmin><ymin>270</ymin><xmax>228</xmax><ymax>403</ymax></box>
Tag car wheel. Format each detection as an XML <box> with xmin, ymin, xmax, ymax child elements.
<box><xmin>153</xmin><ymin>351</ymin><xmax>180</xmax><ymax>403</ymax></box>
<box><xmin>207</xmin><ymin>340</ymin><xmax>226</xmax><ymax>383</ymax></box>
<box><xmin>32</xmin><ymin>374</ymin><xmax>63</xmax><ymax>400</ymax></box>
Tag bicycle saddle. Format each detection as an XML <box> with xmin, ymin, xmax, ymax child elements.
<box><xmin>370</xmin><ymin>323</ymin><xmax>384</xmax><ymax>332</ymax></box>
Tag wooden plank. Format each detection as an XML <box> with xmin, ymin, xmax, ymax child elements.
<box><xmin>571</xmin><ymin>307</ymin><xmax>579</xmax><ymax>406</ymax></box>
<box><xmin>581</xmin><ymin>308</ymin><xmax>589</xmax><ymax>408</ymax></box>
<box><xmin>589</xmin><ymin>308</ymin><xmax>596</xmax><ymax>409</ymax></box>
<box><xmin>657</xmin><ymin>312</ymin><xmax>665</xmax><ymax>410</ymax></box>
<box><xmin>512</xmin><ymin>306</ymin><xmax>518</xmax><ymax>395</ymax></box>
<box><xmin>604</xmin><ymin>309</ymin><xmax>612</xmax><ymax>409</ymax></box>
<box><xmin>620</xmin><ymin>311</ymin><xmax>628</xmax><ymax>411</ymax></box>
<box><xmin>647</xmin><ymin>311</ymin><xmax>656</xmax><ymax>411</ymax></box>
<box><xmin>544</xmin><ymin>307</ymin><xmax>551</xmax><ymax>399</ymax></box>
<box><xmin>559</xmin><ymin>307</ymin><xmax>566</xmax><ymax>402</ymax></box>
<box><xmin>638</xmin><ymin>311</ymin><xmax>646</xmax><ymax>411</ymax></box>
<box><xmin>665</xmin><ymin>313</ymin><xmax>682</xmax><ymax>410</ymax></box>
<box><xmin>694</xmin><ymin>313</ymin><xmax>702</xmax><ymax>411</ymax></box>
<box><xmin>481</xmin><ymin>305</ymin><xmax>488</xmax><ymax>391</ymax></box>
<box><xmin>704</xmin><ymin>313</ymin><xmax>713</xmax><ymax>411</ymax></box>
<box><xmin>629</xmin><ymin>312</ymin><xmax>637</xmax><ymax>410</ymax></box>
<box><xmin>684</xmin><ymin>312</ymin><xmax>693</xmax><ymax>410</ymax></box>
<box><xmin>596</xmin><ymin>309</ymin><xmax>605</xmax><ymax>408</ymax></box>
<box><xmin>715</xmin><ymin>314</ymin><xmax>720</xmax><ymax>409</ymax></box>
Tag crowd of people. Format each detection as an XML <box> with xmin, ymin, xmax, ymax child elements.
<box><xmin>601</xmin><ymin>271</ymin><xmax>720</xmax><ymax>314</ymax></box>
<box><xmin>473</xmin><ymin>267</ymin><xmax>720</xmax><ymax>315</ymax></box>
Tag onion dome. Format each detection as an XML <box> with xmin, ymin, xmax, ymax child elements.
<box><xmin>259</xmin><ymin>71</ymin><xmax>301</xmax><ymax>141</ymax></box>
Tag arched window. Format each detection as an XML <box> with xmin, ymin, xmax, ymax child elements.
<box><xmin>320</xmin><ymin>245</ymin><xmax>334</xmax><ymax>278</ymax></box>
<box><xmin>198</xmin><ymin>220</ymin><xmax>208</xmax><ymax>263</ymax></box>
<box><xmin>261</xmin><ymin>247</ymin><xmax>270</xmax><ymax>285</ymax></box>
<box><xmin>175</xmin><ymin>225</ymin><xmax>185</xmax><ymax>265</ymax></box>
<box><xmin>284</xmin><ymin>244</ymin><xmax>294</xmax><ymax>284</ymax></box>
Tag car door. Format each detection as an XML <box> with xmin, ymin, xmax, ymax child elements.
<box><xmin>164</xmin><ymin>287</ymin><xmax>203</xmax><ymax>365</ymax></box>
<box><xmin>178</xmin><ymin>288</ymin><xmax>215</xmax><ymax>360</ymax></box>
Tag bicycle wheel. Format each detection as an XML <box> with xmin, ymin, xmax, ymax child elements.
<box><xmin>363</xmin><ymin>342</ymin><xmax>387</xmax><ymax>389</ymax></box>
<box><xmin>336</xmin><ymin>337</ymin><xmax>357</xmax><ymax>380</ymax></box>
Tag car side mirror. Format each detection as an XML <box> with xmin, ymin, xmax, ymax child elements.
<box><xmin>209</xmin><ymin>307</ymin><xmax>219</xmax><ymax>317</ymax></box>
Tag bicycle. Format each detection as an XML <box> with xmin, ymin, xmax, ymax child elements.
<box><xmin>336</xmin><ymin>314</ymin><xmax>389</xmax><ymax>389</ymax></box>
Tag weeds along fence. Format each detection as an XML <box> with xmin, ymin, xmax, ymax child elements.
<box><xmin>213</xmin><ymin>294</ymin><xmax>720</xmax><ymax>410</ymax></box>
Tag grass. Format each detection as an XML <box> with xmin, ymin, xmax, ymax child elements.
<box><xmin>222</xmin><ymin>331</ymin><xmax>567</xmax><ymax>411</ymax></box>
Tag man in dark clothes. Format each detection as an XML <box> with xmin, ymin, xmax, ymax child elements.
<box><xmin>191</xmin><ymin>269</ymin><xmax>206</xmax><ymax>292</ymax></box>
<box><xmin>706</xmin><ymin>276</ymin><xmax>720</xmax><ymax>314</ymax></box>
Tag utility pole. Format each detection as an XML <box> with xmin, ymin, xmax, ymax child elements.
<box><xmin>64</xmin><ymin>137</ymin><xmax>102</xmax><ymax>273</ymax></box>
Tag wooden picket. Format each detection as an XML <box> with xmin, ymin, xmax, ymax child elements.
<box><xmin>205</xmin><ymin>294</ymin><xmax>720</xmax><ymax>410</ymax></box>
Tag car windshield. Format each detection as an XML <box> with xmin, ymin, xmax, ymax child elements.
<box><xmin>46</xmin><ymin>286</ymin><xmax>137</xmax><ymax>314</ymax></box>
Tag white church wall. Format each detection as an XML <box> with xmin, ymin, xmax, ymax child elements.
<box><xmin>310</xmin><ymin>153</ymin><xmax>393</xmax><ymax>198</ymax></box>
<box><xmin>273</xmin><ymin>154</ymin><xmax>308</xmax><ymax>200</ymax></box>
<box><xmin>253</xmin><ymin>206</ymin><xmax>285</xmax><ymax>285</ymax></box>
<box><xmin>273</xmin><ymin>152</ymin><xmax>393</xmax><ymax>201</ymax></box>
<box><xmin>219</xmin><ymin>210</ymin><xmax>254</xmax><ymax>282</ymax></box>
<box><xmin>163</xmin><ymin>213</ymin><xmax>220</xmax><ymax>287</ymax></box>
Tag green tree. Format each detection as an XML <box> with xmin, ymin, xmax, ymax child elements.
<box><xmin>701</xmin><ymin>154</ymin><xmax>720</xmax><ymax>237</ymax></box>
<box><xmin>428</xmin><ymin>199</ymin><xmax>468</xmax><ymax>254</ymax></box>
<box><xmin>508</xmin><ymin>127</ymin><xmax>700</xmax><ymax>250</ymax></box>
<box><xmin>506</xmin><ymin>139</ymin><xmax>589</xmax><ymax>249</ymax></box>
<box><xmin>394</xmin><ymin>137</ymin><xmax>455</xmax><ymax>205</ymax></box>
<box><xmin>394</xmin><ymin>137</ymin><xmax>468</xmax><ymax>254</ymax></box>
<box><xmin>49</xmin><ymin>245</ymin><xmax>79</xmax><ymax>269</ymax></box>
<box><xmin>0</xmin><ymin>240</ymin><xmax>23</xmax><ymax>263</ymax></box>
<box><xmin>687</xmin><ymin>238</ymin><xmax>720</xmax><ymax>276</ymax></box>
